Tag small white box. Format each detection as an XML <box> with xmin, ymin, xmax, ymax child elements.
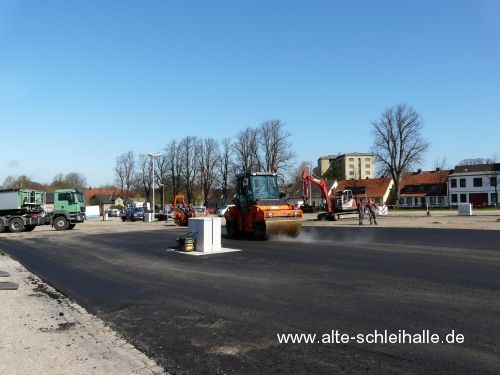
<box><xmin>458</xmin><ymin>203</ymin><xmax>473</xmax><ymax>216</ymax></box>
<box><xmin>212</xmin><ymin>217</ymin><xmax>222</xmax><ymax>251</ymax></box>
<box><xmin>188</xmin><ymin>217</ymin><xmax>213</xmax><ymax>252</ymax></box>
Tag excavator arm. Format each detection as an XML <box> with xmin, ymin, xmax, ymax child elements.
<box><xmin>301</xmin><ymin>169</ymin><xmax>333</xmax><ymax>213</ymax></box>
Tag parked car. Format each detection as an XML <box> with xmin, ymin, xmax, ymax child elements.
<box><xmin>206</xmin><ymin>208</ymin><xmax>216</xmax><ymax>215</ymax></box>
<box><xmin>121</xmin><ymin>207</ymin><xmax>145</xmax><ymax>222</ymax></box>
<box><xmin>217</xmin><ymin>204</ymin><xmax>235</xmax><ymax>217</ymax></box>
<box><xmin>193</xmin><ymin>206</ymin><xmax>208</xmax><ymax>216</ymax></box>
<box><xmin>155</xmin><ymin>209</ymin><xmax>169</xmax><ymax>221</ymax></box>
<box><xmin>106</xmin><ymin>208</ymin><xmax>121</xmax><ymax>217</ymax></box>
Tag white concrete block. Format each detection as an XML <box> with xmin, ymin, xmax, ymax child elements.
<box><xmin>188</xmin><ymin>217</ymin><xmax>213</xmax><ymax>252</ymax></box>
<box><xmin>458</xmin><ymin>203</ymin><xmax>473</xmax><ymax>216</ymax></box>
<box><xmin>212</xmin><ymin>217</ymin><xmax>222</xmax><ymax>251</ymax></box>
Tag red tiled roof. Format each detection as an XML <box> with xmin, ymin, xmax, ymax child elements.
<box><xmin>401</xmin><ymin>170</ymin><xmax>452</xmax><ymax>187</ymax></box>
<box><xmin>332</xmin><ymin>178</ymin><xmax>393</xmax><ymax>198</ymax></box>
<box><xmin>454</xmin><ymin>163</ymin><xmax>500</xmax><ymax>173</ymax></box>
<box><xmin>84</xmin><ymin>188</ymin><xmax>128</xmax><ymax>202</ymax></box>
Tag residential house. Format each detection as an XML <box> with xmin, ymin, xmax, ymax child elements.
<box><xmin>399</xmin><ymin>169</ymin><xmax>451</xmax><ymax>208</ymax></box>
<box><xmin>448</xmin><ymin>163</ymin><xmax>500</xmax><ymax>207</ymax></box>
<box><xmin>332</xmin><ymin>177</ymin><xmax>393</xmax><ymax>205</ymax></box>
<box><xmin>84</xmin><ymin>189</ymin><xmax>126</xmax><ymax>214</ymax></box>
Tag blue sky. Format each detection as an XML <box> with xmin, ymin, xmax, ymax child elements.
<box><xmin>1</xmin><ymin>0</ymin><xmax>499</xmax><ymax>186</ymax></box>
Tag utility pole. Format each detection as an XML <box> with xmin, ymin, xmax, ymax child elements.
<box><xmin>147</xmin><ymin>152</ymin><xmax>161</xmax><ymax>219</ymax></box>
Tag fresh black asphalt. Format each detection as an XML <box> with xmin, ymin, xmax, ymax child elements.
<box><xmin>1</xmin><ymin>226</ymin><xmax>499</xmax><ymax>374</ymax></box>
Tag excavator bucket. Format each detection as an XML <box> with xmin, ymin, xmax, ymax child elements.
<box><xmin>264</xmin><ymin>218</ymin><xmax>302</xmax><ymax>237</ymax></box>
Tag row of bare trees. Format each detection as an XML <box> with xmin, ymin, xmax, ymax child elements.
<box><xmin>114</xmin><ymin>119</ymin><xmax>296</xmax><ymax>206</ymax></box>
<box><xmin>1</xmin><ymin>172</ymin><xmax>88</xmax><ymax>191</ymax></box>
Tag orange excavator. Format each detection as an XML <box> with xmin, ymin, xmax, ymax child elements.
<box><xmin>172</xmin><ymin>194</ymin><xmax>195</xmax><ymax>226</ymax></box>
<box><xmin>302</xmin><ymin>169</ymin><xmax>359</xmax><ymax>221</ymax></box>
<box><xmin>224</xmin><ymin>172</ymin><xmax>302</xmax><ymax>240</ymax></box>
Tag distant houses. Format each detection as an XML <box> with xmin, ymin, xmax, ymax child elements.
<box><xmin>331</xmin><ymin>177</ymin><xmax>393</xmax><ymax>205</ymax></box>
<box><xmin>399</xmin><ymin>169</ymin><xmax>451</xmax><ymax>208</ymax></box>
<box><xmin>308</xmin><ymin>157</ymin><xmax>500</xmax><ymax>208</ymax></box>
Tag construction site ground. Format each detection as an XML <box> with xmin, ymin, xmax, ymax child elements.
<box><xmin>0</xmin><ymin>209</ymin><xmax>499</xmax><ymax>374</ymax></box>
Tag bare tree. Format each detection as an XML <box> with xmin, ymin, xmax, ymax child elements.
<box><xmin>233</xmin><ymin>127</ymin><xmax>260</xmax><ymax>173</ymax></box>
<box><xmin>153</xmin><ymin>153</ymin><xmax>169</xmax><ymax>208</ymax></box>
<box><xmin>51</xmin><ymin>172</ymin><xmax>87</xmax><ymax>189</ymax></box>
<box><xmin>134</xmin><ymin>154</ymin><xmax>153</xmax><ymax>201</ymax></box>
<box><xmin>179</xmin><ymin>136</ymin><xmax>199</xmax><ymax>203</ymax></box>
<box><xmin>458</xmin><ymin>157</ymin><xmax>495</xmax><ymax>166</ymax></box>
<box><xmin>62</xmin><ymin>172</ymin><xmax>87</xmax><ymax>189</ymax></box>
<box><xmin>258</xmin><ymin>119</ymin><xmax>295</xmax><ymax>173</ymax></box>
<box><xmin>371</xmin><ymin>104</ymin><xmax>430</xmax><ymax>205</ymax></box>
<box><xmin>2</xmin><ymin>175</ymin><xmax>42</xmax><ymax>190</ymax></box>
<box><xmin>51</xmin><ymin>173</ymin><xmax>65</xmax><ymax>189</ymax></box>
<box><xmin>198</xmin><ymin>138</ymin><xmax>220</xmax><ymax>206</ymax></box>
<box><xmin>164</xmin><ymin>140</ymin><xmax>183</xmax><ymax>198</ymax></box>
<box><xmin>217</xmin><ymin>137</ymin><xmax>234</xmax><ymax>203</ymax></box>
<box><xmin>115</xmin><ymin>151</ymin><xmax>136</xmax><ymax>195</ymax></box>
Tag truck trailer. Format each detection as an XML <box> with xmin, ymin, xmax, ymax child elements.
<box><xmin>0</xmin><ymin>189</ymin><xmax>46</xmax><ymax>233</ymax></box>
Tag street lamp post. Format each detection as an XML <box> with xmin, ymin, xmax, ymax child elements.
<box><xmin>147</xmin><ymin>152</ymin><xmax>161</xmax><ymax>220</ymax></box>
<box><xmin>305</xmin><ymin>164</ymin><xmax>312</xmax><ymax>206</ymax></box>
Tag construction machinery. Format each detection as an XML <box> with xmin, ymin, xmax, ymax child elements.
<box><xmin>0</xmin><ymin>189</ymin><xmax>46</xmax><ymax>232</ymax></box>
<box><xmin>224</xmin><ymin>172</ymin><xmax>302</xmax><ymax>240</ymax></box>
<box><xmin>302</xmin><ymin>169</ymin><xmax>360</xmax><ymax>221</ymax></box>
<box><xmin>172</xmin><ymin>194</ymin><xmax>195</xmax><ymax>226</ymax></box>
<box><xmin>0</xmin><ymin>188</ymin><xmax>85</xmax><ymax>233</ymax></box>
<box><xmin>44</xmin><ymin>188</ymin><xmax>86</xmax><ymax>230</ymax></box>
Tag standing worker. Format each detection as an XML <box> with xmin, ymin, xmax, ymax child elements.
<box><xmin>357</xmin><ymin>199</ymin><xmax>365</xmax><ymax>225</ymax></box>
<box><xmin>366</xmin><ymin>199</ymin><xmax>378</xmax><ymax>225</ymax></box>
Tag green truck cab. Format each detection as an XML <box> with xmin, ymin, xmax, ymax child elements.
<box><xmin>47</xmin><ymin>188</ymin><xmax>86</xmax><ymax>230</ymax></box>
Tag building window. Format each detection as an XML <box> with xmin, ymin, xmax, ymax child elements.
<box><xmin>438</xmin><ymin>196</ymin><xmax>444</xmax><ymax>205</ymax></box>
<box><xmin>460</xmin><ymin>178</ymin><xmax>466</xmax><ymax>188</ymax></box>
<box><xmin>490</xmin><ymin>177</ymin><xmax>498</xmax><ymax>186</ymax></box>
<box><xmin>414</xmin><ymin>197</ymin><xmax>419</xmax><ymax>205</ymax></box>
<box><xmin>365</xmin><ymin>157</ymin><xmax>371</xmax><ymax>161</ymax></box>
<box><xmin>399</xmin><ymin>198</ymin><xmax>404</xmax><ymax>205</ymax></box>
<box><xmin>349</xmin><ymin>164</ymin><xmax>354</xmax><ymax>168</ymax></box>
<box><xmin>492</xmin><ymin>193</ymin><xmax>497</xmax><ymax>203</ymax></box>
<box><xmin>365</xmin><ymin>164</ymin><xmax>370</xmax><ymax>169</ymax></box>
<box><xmin>451</xmin><ymin>194</ymin><xmax>457</xmax><ymax>203</ymax></box>
<box><xmin>365</xmin><ymin>171</ymin><xmax>371</xmax><ymax>175</ymax></box>
<box><xmin>349</xmin><ymin>171</ymin><xmax>355</xmax><ymax>176</ymax></box>
<box><xmin>430</xmin><ymin>197</ymin><xmax>436</xmax><ymax>205</ymax></box>
<box><xmin>473</xmin><ymin>178</ymin><xmax>482</xmax><ymax>187</ymax></box>
<box><xmin>450</xmin><ymin>179</ymin><xmax>457</xmax><ymax>188</ymax></box>
<box><xmin>460</xmin><ymin>193</ymin><xmax>467</xmax><ymax>203</ymax></box>
<box><xmin>420</xmin><ymin>197</ymin><xmax>426</xmax><ymax>204</ymax></box>
<box><xmin>406</xmin><ymin>197</ymin><xmax>411</xmax><ymax>205</ymax></box>
<box><xmin>349</xmin><ymin>158</ymin><xmax>354</xmax><ymax>161</ymax></box>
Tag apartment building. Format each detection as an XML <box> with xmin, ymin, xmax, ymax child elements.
<box><xmin>317</xmin><ymin>153</ymin><xmax>375</xmax><ymax>179</ymax></box>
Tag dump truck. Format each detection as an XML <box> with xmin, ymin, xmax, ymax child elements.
<box><xmin>0</xmin><ymin>188</ymin><xmax>86</xmax><ymax>233</ymax></box>
<box><xmin>224</xmin><ymin>172</ymin><xmax>302</xmax><ymax>240</ymax></box>
<box><xmin>0</xmin><ymin>189</ymin><xmax>46</xmax><ymax>233</ymax></box>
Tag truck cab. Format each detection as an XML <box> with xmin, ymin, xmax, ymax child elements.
<box><xmin>49</xmin><ymin>188</ymin><xmax>86</xmax><ymax>230</ymax></box>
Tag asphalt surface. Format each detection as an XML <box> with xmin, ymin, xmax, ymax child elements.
<box><xmin>1</xmin><ymin>226</ymin><xmax>500</xmax><ymax>374</ymax></box>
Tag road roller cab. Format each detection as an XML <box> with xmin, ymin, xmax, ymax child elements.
<box><xmin>225</xmin><ymin>172</ymin><xmax>302</xmax><ymax>240</ymax></box>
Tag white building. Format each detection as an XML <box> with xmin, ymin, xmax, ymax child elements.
<box><xmin>448</xmin><ymin>164</ymin><xmax>500</xmax><ymax>207</ymax></box>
